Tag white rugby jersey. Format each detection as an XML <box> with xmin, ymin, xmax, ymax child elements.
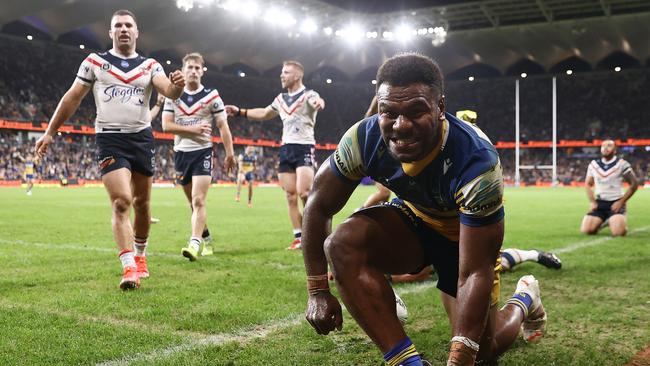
<box><xmin>586</xmin><ymin>157</ymin><xmax>633</xmax><ymax>201</ymax></box>
<box><xmin>162</xmin><ymin>86</ymin><xmax>225</xmax><ymax>152</ymax></box>
<box><xmin>75</xmin><ymin>50</ymin><xmax>164</xmax><ymax>133</ymax></box>
<box><xmin>269</xmin><ymin>87</ymin><xmax>320</xmax><ymax>145</ymax></box>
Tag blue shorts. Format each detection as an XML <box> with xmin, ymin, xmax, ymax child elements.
<box><xmin>278</xmin><ymin>144</ymin><xmax>315</xmax><ymax>173</ymax></box>
<box><xmin>25</xmin><ymin>174</ymin><xmax>34</xmax><ymax>180</ymax></box>
<box><xmin>96</xmin><ymin>128</ymin><xmax>155</xmax><ymax>177</ymax></box>
<box><xmin>174</xmin><ymin>147</ymin><xmax>213</xmax><ymax>186</ymax></box>
<box><xmin>244</xmin><ymin>172</ymin><xmax>254</xmax><ymax>181</ymax></box>
<box><xmin>587</xmin><ymin>199</ymin><xmax>626</xmax><ymax>221</ymax></box>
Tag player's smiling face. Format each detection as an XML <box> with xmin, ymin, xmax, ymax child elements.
<box><xmin>109</xmin><ymin>15</ymin><xmax>138</xmax><ymax>50</ymax></box>
<box><xmin>183</xmin><ymin>60</ymin><xmax>204</xmax><ymax>85</ymax></box>
<box><xmin>377</xmin><ymin>82</ymin><xmax>445</xmax><ymax>162</ymax></box>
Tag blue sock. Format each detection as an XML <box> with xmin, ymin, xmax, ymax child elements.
<box><xmin>383</xmin><ymin>337</ymin><xmax>423</xmax><ymax>366</ymax></box>
<box><xmin>505</xmin><ymin>292</ymin><xmax>533</xmax><ymax>318</ymax></box>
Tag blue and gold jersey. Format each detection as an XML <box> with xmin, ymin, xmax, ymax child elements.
<box><xmin>24</xmin><ymin>161</ymin><xmax>35</xmax><ymax>175</ymax></box>
<box><xmin>238</xmin><ymin>154</ymin><xmax>257</xmax><ymax>173</ymax></box>
<box><xmin>330</xmin><ymin>112</ymin><xmax>504</xmax><ymax>241</ymax></box>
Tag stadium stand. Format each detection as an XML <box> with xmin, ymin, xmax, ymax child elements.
<box><xmin>1</xmin><ymin>34</ymin><xmax>649</xmax><ymax>184</ymax></box>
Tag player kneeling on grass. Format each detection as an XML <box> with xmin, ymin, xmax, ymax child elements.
<box><xmin>302</xmin><ymin>53</ymin><xmax>547</xmax><ymax>365</ymax></box>
<box><xmin>162</xmin><ymin>52</ymin><xmax>235</xmax><ymax>261</ymax></box>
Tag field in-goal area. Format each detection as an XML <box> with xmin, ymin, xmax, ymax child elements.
<box><xmin>0</xmin><ymin>185</ymin><xmax>648</xmax><ymax>366</ymax></box>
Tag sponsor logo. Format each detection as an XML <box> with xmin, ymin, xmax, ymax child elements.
<box><xmin>463</xmin><ymin>198</ymin><xmax>501</xmax><ymax>213</ymax></box>
<box><xmin>187</xmin><ymin>96</ymin><xmax>194</xmax><ymax>103</ymax></box>
<box><xmin>203</xmin><ymin>160</ymin><xmax>211</xmax><ymax>170</ymax></box>
<box><xmin>120</xmin><ymin>60</ymin><xmax>129</xmax><ymax>68</ymax></box>
<box><xmin>103</xmin><ymin>85</ymin><xmax>145</xmax><ymax>104</ymax></box>
<box><xmin>83</xmin><ymin>66</ymin><xmax>90</xmax><ymax>73</ymax></box>
<box><xmin>99</xmin><ymin>156</ymin><xmax>116</xmax><ymax>170</ymax></box>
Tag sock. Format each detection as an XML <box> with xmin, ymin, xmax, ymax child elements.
<box><xmin>119</xmin><ymin>249</ymin><xmax>136</xmax><ymax>269</ymax></box>
<box><xmin>293</xmin><ymin>229</ymin><xmax>302</xmax><ymax>239</ymax></box>
<box><xmin>383</xmin><ymin>337</ymin><xmax>423</xmax><ymax>366</ymax></box>
<box><xmin>189</xmin><ymin>237</ymin><xmax>202</xmax><ymax>252</ymax></box>
<box><xmin>505</xmin><ymin>292</ymin><xmax>534</xmax><ymax>318</ymax></box>
<box><xmin>502</xmin><ymin>248</ymin><xmax>539</xmax><ymax>270</ymax></box>
<box><xmin>202</xmin><ymin>228</ymin><xmax>211</xmax><ymax>240</ymax></box>
<box><xmin>134</xmin><ymin>236</ymin><xmax>148</xmax><ymax>257</ymax></box>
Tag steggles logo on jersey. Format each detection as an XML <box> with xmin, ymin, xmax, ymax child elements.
<box><xmin>103</xmin><ymin>85</ymin><xmax>145</xmax><ymax>104</ymax></box>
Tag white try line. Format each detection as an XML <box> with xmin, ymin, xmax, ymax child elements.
<box><xmin>551</xmin><ymin>224</ymin><xmax>650</xmax><ymax>254</ymax></box>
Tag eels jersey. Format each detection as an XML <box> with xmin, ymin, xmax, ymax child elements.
<box><xmin>162</xmin><ymin>86</ymin><xmax>226</xmax><ymax>152</ymax></box>
<box><xmin>330</xmin><ymin>112</ymin><xmax>504</xmax><ymax>241</ymax></box>
<box><xmin>239</xmin><ymin>154</ymin><xmax>256</xmax><ymax>173</ymax></box>
<box><xmin>269</xmin><ymin>87</ymin><xmax>320</xmax><ymax>145</ymax></box>
<box><xmin>586</xmin><ymin>157</ymin><xmax>632</xmax><ymax>201</ymax></box>
<box><xmin>24</xmin><ymin>161</ymin><xmax>34</xmax><ymax>175</ymax></box>
<box><xmin>75</xmin><ymin>50</ymin><xmax>164</xmax><ymax>133</ymax></box>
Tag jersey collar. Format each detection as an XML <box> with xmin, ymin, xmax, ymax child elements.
<box><xmin>184</xmin><ymin>84</ymin><xmax>204</xmax><ymax>95</ymax></box>
<box><xmin>109</xmin><ymin>49</ymin><xmax>139</xmax><ymax>59</ymax></box>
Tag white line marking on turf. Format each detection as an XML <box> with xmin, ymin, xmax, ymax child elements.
<box><xmin>552</xmin><ymin>225</ymin><xmax>650</xmax><ymax>254</ymax></box>
<box><xmin>95</xmin><ymin>314</ymin><xmax>305</xmax><ymax>366</ymax></box>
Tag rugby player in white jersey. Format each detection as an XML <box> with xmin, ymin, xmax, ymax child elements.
<box><xmin>580</xmin><ymin>139</ymin><xmax>638</xmax><ymax>236</ymax></box>
<box><xmin>162</xmin><ymin>52</ymin><xmax>235</xmax><ymax>261</ymax></box>
<box><xmin>35</xmin><ymin>9</ymin><xmax>185</xmax><ymax>290</ymax></box>
<box><xmin>225</xmin><ymin>60</ymin><xmax>325</xmax><ymax>249</ymax></box>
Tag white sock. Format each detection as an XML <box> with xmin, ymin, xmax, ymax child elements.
<box><xmin>505</xmin><ymin>248</ymin><xmax>539</xmax><ymax>264</ymax></box>
<box><xmin>119</xmin><ymin>249</ymin><xmax>136</xmax><ymax>269</ymax></box>
<box><xmin>189</xmin><ymin>237</ymin><xmax>202</xmax><ymax>252</ymax></box>
<box><xmin>134</xmin><ymin>237</ymin><xmax>148</xmax><ymax>257</ymax></box>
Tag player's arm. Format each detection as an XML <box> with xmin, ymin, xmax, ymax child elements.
<box><xmin>224</xmin><ymin>105</ymin><xmax>278</xmax><ymax>121</ymax></box>
<box><xmin>152</xmin><ymin>71</ymin><xmax>185</xmax><ymax>100</ymax></box>
<box><xmin>35</xmin><ymin>82</ymin><xmax>91</xmax><ymax>157</ymax></box>
<box><xmin>585</xmin><ymin>173</ymin><xmax>597</xmax><ymax>210</ymax></box>
<box><xmin>307</xmin><ymin>94</ymin><xmax>325</xmax><ymax>111</ymax></box>
<box><xmin>303</xmin><ymin>161</ymin><xmax>358</xmax><ymax>334</ymax></box>
<box><xmin>613</xmin><ymin>167</ymin><xmax>638</xmax><ymax>212</ymax></box>
<box><xmin>215</xmin><ymin>114</ymin><xmax>236</xmax><ymax>173</ymax></box>
<box><xmin>452</xmin><ymin>220</ymin><xmax>503</xmax><ymax>357</ymax></box>
<box><xmin>149</xmin><ymin>95</ymin><xmax>165</xmax><ymax>119</ymax></box>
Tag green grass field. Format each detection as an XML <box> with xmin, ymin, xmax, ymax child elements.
<box><xmin>0</xmin><ymin>186</ymin><xmax>648</xmax><ymax>365</ymax></box>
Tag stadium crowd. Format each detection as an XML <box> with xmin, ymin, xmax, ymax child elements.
<box><xmin>1</xmin><ymin>35</ymin><xmax>650</xmax><ymax>184</ymax></box>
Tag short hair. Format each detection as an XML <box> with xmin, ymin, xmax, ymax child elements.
<box><xmin>283</xmin><ymin>60</ymin><xmax>304</xmax><ymax>74</ymax></box>
<box><xmin>183</xmin><ymin>52</ymin><xmax>205</xmax><ymax>67</ymax></box>
<box><xmin>111</xmin><ymin>9</ymin><xmax>137</xmax><ymax>26</ymax></box>
<box><xmin>376</xmin><ymin>52</ymin><xmax>444</xmax><ymax>95</ymax></box>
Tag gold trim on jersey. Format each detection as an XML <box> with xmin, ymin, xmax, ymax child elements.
<box><xmin>401</xmin><ymin>119</ymin><xmax>449</xmax><ymax>177</ymax></box>
<box><xmin>404</xmin><ymin>200</ymin><xmax>460</xmax><ymax>241</ymax></box>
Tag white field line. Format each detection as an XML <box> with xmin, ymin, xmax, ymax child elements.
<box><xmin>551</xmin><ymin>224</ymin><xmax>650</xmax><ymax>254</ymax></box>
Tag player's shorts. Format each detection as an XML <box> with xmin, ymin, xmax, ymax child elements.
<box><xmin>25</xmin><ymin>174</ymin><xmax>34</xmax><ymax>180</ymax></box>
<box><xmin>174</xmin><ymin>147</ymin><xmax>213</xmax><ymax>186</ymax></box>
<box><xmin>278</xmin><ymin>143</ymin><xmax>315</xmax><ymax>173</ymax></box>
<box><xmin>244</xmin><ymin>172</ymin><xmax>254</xmax><ymax>181</ymax></box>
<box><xmin>96</xmin><ymin>127</ymin><xmax>155</xmax><ymax>177</ymax></box>
<box><xmin>587</xmin><ymin>199</ymin><xmax>626</xmax><ymax>221</ymax></box>
<box><xmin>357</xmin><ymin>198</ymin><xmax>501</xmax><ymax>306</ymax></box>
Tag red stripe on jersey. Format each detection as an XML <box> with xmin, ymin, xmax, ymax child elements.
<box><xmin>86</xmin><ymin>57</ymin><xmax>157</xmax><ymax>84</ymax></box>
<box><xmin>275</xmin><ymin>94</ymin><xmax>306</xmax><ymax>116</ymax></box>
<box><xmin>177</xmin><ymin>94</ymin><xmax>221</xmax><ymax>116</ymax></box>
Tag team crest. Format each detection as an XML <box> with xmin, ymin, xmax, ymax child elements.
<box><xmin>187</xmin><ymin>96</ymin><xmax>194</xmax><ymax>103</ymax></box>
<box><xmin>121</xmin><ymin>60</ymin><xmax>129</xmax><ymax>68</ymax></box>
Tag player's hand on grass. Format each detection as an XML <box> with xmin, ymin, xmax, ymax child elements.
<box><xmin>305</xmin><ymin>292</ymin><xmax>343</xmax><ymax>335</ymax></box>
<box><xmin>35</xmin><ymin>133</ymin><xmax>53</xmax><ymax>158</ymax></box>
<box><xmin>224</xmin><ymin>105</ymin><xmax>239</xmax><ymax>117</ymax></box>
<box><xmin>187</xmin><ymin>122</ymin><xmax>212</xmax><ymax>136</ymax></box>
<box><xmin>224</xmin><ymin>155</ymin><xmax>236</xmax><ymax>173</ymax></box>
<box><xmin>169</xmin><ymin>70</ymin><xmax>185</xmax><ymax>90</ymax></box>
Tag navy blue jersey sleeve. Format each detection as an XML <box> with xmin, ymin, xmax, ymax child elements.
<box><xmin>454</xmin><ymin>149</ymin><xmax>505</xmax><ymax>227</ymax></box>
<box><xmin>330</xmin><ymin>121</ymin><xmax>367</xmax><ymax>182</ymax></box>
